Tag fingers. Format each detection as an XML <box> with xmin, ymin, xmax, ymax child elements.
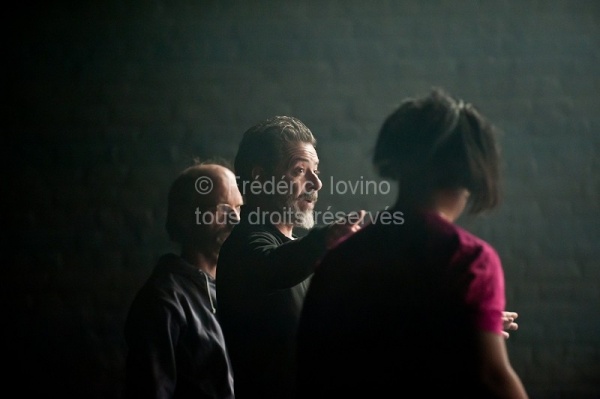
<box><xmin>325</xmin><ymin>210</ymin><xmax>366</xmax><ymax>250</ymax></box>
<box><xmin>502</xmin><ymin>311</ymin><xmax>518</xmax><ymax>320</ymax></box>
<box><xmin>336</xmin><ymin>210</ymin><xmax>366</xmax><ymax>226</ymax></box>
<box><xmin>501</xmin><ymin>312</ymin><xmax>518</xmax><ymax>339</ymax></box>
<box><xmin>353</xmin><ymin>210</ymin><xmax>366</xmax><ymax>224</ymax></box>
<box><xmin>502</xmin><ymin>311</ymin><xmax>519</xmax><ymax>334</ymax></box>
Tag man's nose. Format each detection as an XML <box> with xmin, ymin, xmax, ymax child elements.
<box><xmin>304</xmin><ymin>171</ymin><xmax>322</xmax><ymax>193</ymax></box>
<box><xmin>228</xmin><ymin>207</ymin><xmax>241</xmax><ymax>224</ymax></box>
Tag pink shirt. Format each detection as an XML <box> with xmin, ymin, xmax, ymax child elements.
<box><xmin>296</xmin><ymin>208</ymin><xmax>509</xmax><ymax>396</ymax></box>
<box><xmin>442</xmin><ymin>214</ymin><xmax>506</xmax><ymax>334</ymax></box>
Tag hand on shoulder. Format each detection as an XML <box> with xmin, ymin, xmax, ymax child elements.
<box><xmin>324</xmin><ymin>210</ymin><xmax>366</xmax><ymax>249</ymax></box>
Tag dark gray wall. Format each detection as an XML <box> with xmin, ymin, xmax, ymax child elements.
<box><xmin>5</xmin><ymin>1</ymin><xmax>599</xmax><ymax>398</ymax></box>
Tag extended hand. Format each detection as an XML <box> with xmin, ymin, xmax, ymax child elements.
<box><xmin>502</xmin><ymin>311</ymin><xmax>519</xmax><ymax>339</ymax></box>
<box><xmin>325</xmin><ymin>210</ymin><xmax>366</xmax><ymax>250</ymax></box>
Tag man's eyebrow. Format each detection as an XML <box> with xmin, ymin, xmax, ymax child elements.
<box><xmin>288</xmin><ymin>157</ymin><xmax>319</xmax><ymax>167</ymax></box>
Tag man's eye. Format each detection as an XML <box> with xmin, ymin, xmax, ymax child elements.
<box><xmin>314</xmin><ymin>169</ymin><xmax>320</xmax><ymax>175</ymax></box>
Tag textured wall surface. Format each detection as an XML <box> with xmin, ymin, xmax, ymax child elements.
<box><xmin>5</xmin><ymin>1</ymin><xmax>599</xmax><ymax>398</ymax></box>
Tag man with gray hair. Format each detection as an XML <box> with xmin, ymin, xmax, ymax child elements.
<box><xmin>216</xmin><ymin>116</ymin><xmax>365</xmax><ymax>399</ymax></box>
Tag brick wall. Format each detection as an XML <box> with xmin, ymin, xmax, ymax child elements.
<box><xmin>5</xmin><ymin>1</ymin><xmax>599</xmax><ymax>397</ymax></box>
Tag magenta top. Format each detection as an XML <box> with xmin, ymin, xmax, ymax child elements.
<box><xmin>437</xmin><ymin>211</ymin><xmax>505</xmax><ymax>334</ymax></box>
<box><xmin>296</xmin><ymin>207</ymin><xmax>509</xmax><ymax>396</ymax></box>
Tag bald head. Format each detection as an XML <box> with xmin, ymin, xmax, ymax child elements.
<box><xmin>166</xmin><ymin>163</ymin><xmax>242</xmax><ymax>245</ymax></box>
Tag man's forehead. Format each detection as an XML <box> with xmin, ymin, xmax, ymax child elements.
<box><xmin>282</xmin><ymin>142</ymin><xmax>319</xmax><ymax>164</ymax></box>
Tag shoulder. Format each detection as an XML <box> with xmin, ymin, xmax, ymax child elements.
<box><xmin>132</xmin><ymin>255</ymin><xmax>203</xmax><ymax>307</ymax></box>
<box><xmin>223</xmin><ymin>222</ymin><xmax>284</xmax><ymax>248</ymax></box>
<box><xmin>451</xmin><ymin>223</ymin><xmax>500</xmax><ymax>265</ymax></box>
<box><xmin>417</xmin><ymin>211</ymin><xmax>498</xmax><ymax>261</ymax></box>
<box><xmin>313</xmin><ymin>222</ymin><xmax>391</xmax><ymax>277</ymax></box>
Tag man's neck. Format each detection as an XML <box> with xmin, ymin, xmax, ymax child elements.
<box><xmin>181</xmin><ymin>248</ymin><xmax>218</xmax><ymax>279</ymax></box>
<box><xmin>245</xmin><ymin>201</ymin><xmax>295</xmax><ymax>238</ymax></box>
<box><xmin>274</xmin><ymin>223</ymin><xmax>294</xmax><ymax>239</ymax></box>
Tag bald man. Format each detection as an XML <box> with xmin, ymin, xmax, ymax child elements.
<box><xmin>124</xmin><ymin>161</ymin><xmax>243</xmax><ymax>399</ymax></box>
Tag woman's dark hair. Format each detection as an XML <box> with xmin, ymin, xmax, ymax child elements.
<box><xmin>373</xmin><ymin>88</ymin><xmax>501</xmax><ymax>214</ymax></box>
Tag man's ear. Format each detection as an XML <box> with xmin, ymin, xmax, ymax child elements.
<box><xmin>251</xmin><ymin>166</ymin><xmax>264</xmax><ymax>181</ymax></box>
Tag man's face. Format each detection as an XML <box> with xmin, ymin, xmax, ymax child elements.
<box><xmin>275</xmin><ymin>142</ymin><xmax>322</xmax><ymax>229</ymax></box>
<box><xmin>193</xmin><ymin>168</ymin><xmax>243</xmax><ymax>250</ymax></box>
<box><xmin>208</xmin><ymin>169</ymin><xmax>244</xmax><ymax>244</ymax></box>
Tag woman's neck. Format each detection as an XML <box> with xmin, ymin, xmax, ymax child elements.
<box><xmin>432</xmin><ymin>188</ymin><xmax>470</xmax><ymax>223</ymax></box>
<box><xmin>394</xmin><ymin>188</ymin><xmax>470</xmax><ymax>223</ymax></box>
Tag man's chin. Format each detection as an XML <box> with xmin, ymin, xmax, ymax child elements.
<box><xmin>216</xmin><ymin>231</ymin><xmax>233</xmax><ymax>245</ymax></box>
<box><xmin>297</xmin><ymin>200</ymin><xmax>316</xmax><ymax>212</ymax></box>
<box><xmin>294</xmin><ymin>210</ymin><xmax>315</xmax><ymax>230</ymax></box>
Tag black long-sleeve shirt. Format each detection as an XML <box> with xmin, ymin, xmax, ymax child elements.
<box><xmin>216</xmin><ymin>207</ymin><xmax>329</xmax><ymax>399</ymax></box>
<box><xmin>124</xmin><ymin>254</ymin><xmax>235</xmax><ymax>399</ymax></box>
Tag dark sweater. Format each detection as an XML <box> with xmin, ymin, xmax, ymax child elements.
<box><xmin>124</xmin><ymin>254</ymin><xmax>235</xmax><ymax>399</ymax></box>
<box><xmin>216</xmin><ymin>206</ymin><xmax>329</xmax><ymax>399</ymax></box>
